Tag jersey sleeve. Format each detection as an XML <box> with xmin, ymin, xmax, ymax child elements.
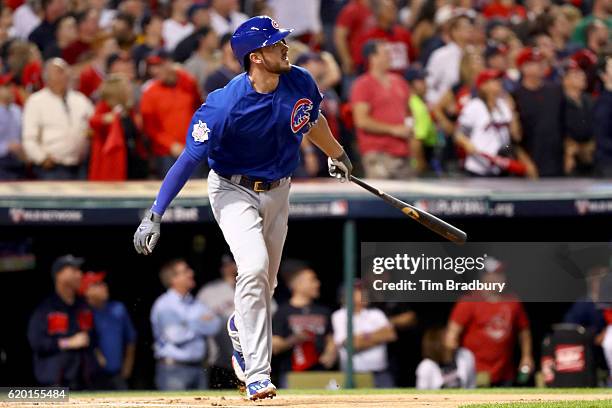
<box><xmin>184</xmin><ymin>92</ymin><xmax>226</xmax><ymax>162</ymax></box>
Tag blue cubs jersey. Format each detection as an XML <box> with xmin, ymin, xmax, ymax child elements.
<box><xmin>184</xmin><ymin>65</ymin><xmax>323</xmax><ymax>181</ymax></box>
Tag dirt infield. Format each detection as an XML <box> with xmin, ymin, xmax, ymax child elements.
<box><xmin>2</xmin><ymin>392</ymin><xmax>611</xmax><ymax>408</ymax></box>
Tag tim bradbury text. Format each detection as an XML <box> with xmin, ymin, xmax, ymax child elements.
<box><xmin>372</xmin><ymin>279</ymin><xmax>506</xmax><ymax>293</ymax></box>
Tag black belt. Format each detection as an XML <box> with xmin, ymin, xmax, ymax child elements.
<box><xmin>218</xmin><ymin>173</ymin><xmax>285</xmax><ymax>193</ymax></box>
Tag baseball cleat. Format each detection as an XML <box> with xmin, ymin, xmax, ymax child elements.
<box><xmin>246</xmin><ymin>379</ymin><xmax>276</xmax><ymax>400</ymax></box>
<box><xmin>227</xmin><ymin>314</ymin><xmax>246</xmax><ymax>383</ymax></box>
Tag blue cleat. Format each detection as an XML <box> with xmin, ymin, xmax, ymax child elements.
<box><xmin>246</xmin><ymin>379</ymin><xmax>276</xmax><ymax>400</ymax></box>
<box><xmin>227</xmin><ymin>314</ymin><xmax>246</xmax><ymax>383</ymax></box>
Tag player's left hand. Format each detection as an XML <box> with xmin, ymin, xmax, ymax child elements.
<box><xmin>328</xmin><ymin>151</ymin><xmax>353</xmax><ymax>182</ymax></box>
<box><xmin>134</xmin><ymin>210</ymin><xmax>162</xmax><ymax>255</ymax></box>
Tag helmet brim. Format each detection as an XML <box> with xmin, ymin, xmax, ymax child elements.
<box><xmin>260</xmin><ymin>29</ymin><xmax>294</xmax><ymax>49</ymax></box>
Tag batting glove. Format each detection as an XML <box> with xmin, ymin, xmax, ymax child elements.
<box><xmin>328</xmin><ymin>151</ymin><xmax>353</xmax><ymax>182</ymax></box>
<box><xmin>134</xmin><ymin>210</ymin><xmax>162</xmax><ymax>255</ymax></box>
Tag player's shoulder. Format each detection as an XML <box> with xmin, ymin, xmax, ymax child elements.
<box><xmin>286</xmin><ymin>65</ymin><xmax>317</xmax><ymax>86</ymax></box>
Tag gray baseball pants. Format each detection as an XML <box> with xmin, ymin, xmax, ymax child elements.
<box><xmin>207</xmin><ymin>169</ymin><xmax>290</xmax><ymax>384</ymax></box>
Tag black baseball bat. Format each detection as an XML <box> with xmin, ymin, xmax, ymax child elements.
<box><xmin>350</xmin><ymin>175</ymin><xmax>467</xmax><ymax>243</ymax></box>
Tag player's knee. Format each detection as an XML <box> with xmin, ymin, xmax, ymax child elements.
<box><xmin>237</xmin><ymin>255</ymin><xmax>269</xmax><ymax>281</ymax></box>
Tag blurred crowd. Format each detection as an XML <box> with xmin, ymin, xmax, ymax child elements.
<box><xmin>28</xmin><ymin>253</ymin><xmax>612</xmax><ymax>390</ymax></box>
<box><xmin>0</xmin><ymin>0</ymin><xmax>610</xmax><ymax>181</ymax></box>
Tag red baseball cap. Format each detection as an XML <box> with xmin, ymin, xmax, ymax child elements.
<box><xmin>515</xmin><ymin>47</ymin><xmax>543</xmax><ymax>68</ymax></box>
<box><xmin>475</xmin><ymin>69</ymin><xmax>504</xmax><ymax>89</ymax></box>
<box><xmin>79</xmin><ymin>271</ymin><xmax>106</xmax><ymax>295</ymax></box>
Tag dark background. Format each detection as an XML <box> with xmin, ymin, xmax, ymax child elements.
<box><xmin>1</xmin><ymin>214</ymin><xmax>611</xmax><ymax>388</ymax></box>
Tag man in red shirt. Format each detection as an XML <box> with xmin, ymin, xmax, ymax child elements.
<box><xmin>350</xmin><ymin>39</ymin><xmax>415</xmax><ymax>179</ymax></box>
<box><xmin>445</xmin><ymin>259</ymin><xmax>535</xmax><ymax>386</ymax></box>
<box><xmin>354</xmin><ymin>0</ymin><xmax>415</xmax><ymax>73</ymax></box>
<box><xmin>140</xmin><ymin>51</ymin><xmax>201</xmax><ymax>178</ymax></box>
<box><xmin>334</xmin><ymin>0</ymin><xmax>375</xmax><ymax>77</ymax></box>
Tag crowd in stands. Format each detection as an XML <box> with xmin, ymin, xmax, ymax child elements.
<box><xmin>0</xmin><ymin>0</ymin><xmax>610</xmax><ymax>181</ymax></box>
<box><xmin>28</xmin><ymin>253</ymin><xmax>612</xmax><ymax>390</ymax></box>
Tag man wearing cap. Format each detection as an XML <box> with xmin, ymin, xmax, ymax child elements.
<box><xmin>513</xmin><ymin>47</ymin><xmax>565</xmax><ymax>177</ymax></box>
<box><xmin>135</xmin><ymin>15</ymin><xmax>352</xmax><ymax>399</ymax></box>
<box><xmin>351</xmin><ymin>39</ymin><xmax>414</xmax><ymax>179</ymax></box>
<box><xmin>81</xmin><ymin>271</ymin><xmax>136</xmax><ymax>390</ymax></box>
<box><xmin>139</xmin><ymin>51</ymin><xmax>202</xmax><ymax>178</ymax></box>
<box><xmin>27</xmin><ymin>255</ymin><xmax>99</xmax><ymax>389</ymax></box>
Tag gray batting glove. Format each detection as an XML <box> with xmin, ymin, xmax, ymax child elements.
<box><xmin>134</xmin><ymin>210</ymin><xmax>162</xmax><ymax>255</ymax></box>
<box><xmin>328</xmin><ymin>151</ymin><xmax>353</xmax><ymax>182</ymax></box>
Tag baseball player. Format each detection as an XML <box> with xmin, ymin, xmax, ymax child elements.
<box><xmin>134</xmin><ymin>16</ymin><xmax>352</xmax><ymax>400</ymax></box>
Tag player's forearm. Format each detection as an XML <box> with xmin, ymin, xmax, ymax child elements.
<box><xmin>151</xmin><ymin>151</ymin><xmax>199</xmax><ymax>215</ymax></box>
<box><xmin>306</xmin><ymin>114</ymin><xmax>344</xmax><ymax>159</ymax></box>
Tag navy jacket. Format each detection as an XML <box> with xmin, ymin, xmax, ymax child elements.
<box><xmin>27</xmin><ymin>293</ymin><xmax>99</xmax><ymax>388</ymax></box>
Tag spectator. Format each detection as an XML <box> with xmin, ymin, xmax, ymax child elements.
<box><xmin>28</xmin><ymin>0</ymin><xmax>67</xmax><ymax>54</ymax></box>
<box><xmin>268</xmin><ymin>0</ymin><xmax>322</xmax><ymax>48</ymax></box>
<box><xmin>106</xmin><ymin>52</ymin><xmax>137</xmax><ymax>82</ymax></box>
<box><xmin>27</xmin><ymin>255</ymin><xmax>98</xmax><ymax>388</ymax></box>
<box><xmin>416</xmin><ymin>326</ymin><xmax>476</xmax><ymax>389</ymax></box>
<box><xmin>132</xmin><ymin>14</ymin><xmax>164</xmax><ymax>77</ymax></box>
<box><xmin>0</xmin><ymin>75</ymin><xmax>25</xmax><ymax>180</ymax></box>
<box><xmin>196</xmin><ymin>254</ymin><xmax>238</xmax><ymax>389</ymax></box>
<box><xmin>89</xmin><ymin>74</ymin><xmax>147</xmax><ymax>180</ymax></box>
<box><xmin>433</xmin><ymin>49</ymin><xmax>484</xmax><ymax>140</ymax></box>
<box><xmin>334</xmin><ymin>0</ymin><xmax>374</xmax><ymax>77</ymax></box>
<box><xmin>90</xmin><ymin>0</ymin><xmax>116</xmax><ymax>30</ymax></box>
<box><xmin>272</xmin><ymin>260</ymin><xmax>337</xmax><ymax>388</ymax></box>
<box><xmin>562</xmin><ymin>60</ymin><xmax>595</xmax><ymax>176</ymax></box>
<box><xmin>203</xmin><ymin>33</ymin><xmax>241</xmax><ymax>94</ymax></box>
<box><xmin>81</xmin><ymin>271</ymin><xmax>136</xmax><ymax>390</ymax></box>
<box><xmin>117</xmin><ymin>0</ymin><xmax>146</xmax><ymax>35</ymax></box>
<box><xmin>78</xmin><ymin>34</ymin><xmax>119</xmax><ymax>99</ymax></box>
<box><xmin>13</xmin><ymin>0</ymin><xmax>41</xmax><ymax>40</ymax></box>
<box><xmin>111</xmin><ymin>12</ymin><xmax>136</xmax><ymax>50</ymax></box>
<box><xmin>209</xmin><ymin>0</ymin><xmax>248</xmax><ymax>37</ymax></box>
<box><xmin>595</xmin><ymin>56</ymin><xmax>612</xmax><ymax>177</ymax></box>
<box><xmin>406</xmin><ymin>67</ymin><xmax>437</xmax><ymax>174</ymax></box>
<box><xmin>564</xmin><ymin>266</ymin><xmax>608</xmax><ymax>336</ymax></box>
<box><xmin>151</xmin><ymin>259</ymin><xmax>221</xmax><ymax>390</ymax></box>
<box><xmin>163</xmin><ymin>0</ymin><xmax>194</xmax><ymax>53</ymax></box>
<box><xmin>455</xmin><ymin>69</ymin><xmax>536</xmax><ymax>177</ymax></box>
<box><xmin>513</xmin><ymin>47</ymin><xmax>564</xmax><ymax>177</ymax></box>
<box><xmin>426</xmin><ymin>14</ymin><xmax>475</xmax><ymax>105</ymax></box>
<box><xmin>294</xmin><ymin>51</ymin><xmax>342</xmax><ymax>177</ymax></box>
<box><xmin>22</xmin><ymin>58</ymin><xmax>94</xmax><ymax>180</ymax></box>
<box><xmin>139</xmin><ymin>51</ymin><xmax>201</xmax><ymax>178</ymax></box>
<box><xmin>355</xmin><ymin>0</ymin><xmax>415</xmax><ymax>73</ymax></box>
<box><xmin>446</xmin><ymin>259</ymin><xmax>534</xmax><ymax>386</ymax></box>
<box><xmin>184</xmin><ymin>27</ymin><xmax>220</xmax><ymax>91</ymax></box>
<box><xmin>544</xmin><ymin>8</ymin><xmax>575</xmax><ymax>56</ymax></box>
<box><xmin>332</xmin><ymin>281</ymin><xmax>396</xmax><ymax>388</ymax></box>
<box><xmin>172</xmin><ymin>3</ymin><xmax>212</xmax><ymax>63</ymax></box>
<box><xmin>62</xmin><ymin>8</ymin><xmax>100</xmax><ymax>65</ymax></box>
<box><xmin>585</xmin><ymin>20</ymin><xmax>609</xmax><ymax>58</ymax></box>
<box><xmin>570</xmin><ymin>0</ymin><xmax>612</xmax><ymax>47</ymax></box>
<box><xmin>351</xmin><ymin>40</ymin><xmax>414</xmax><ymax>179</ymax></box>
<box><xmin>42</xmin><ymin>14</ymin><xmax>78</xmax><ymax>60</ymax></box>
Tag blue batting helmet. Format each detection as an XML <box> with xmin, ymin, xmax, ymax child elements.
<box><xmin>231</xmin><ymin>16</ymin><xmax>293</xmax><ymax>67</ymax></box>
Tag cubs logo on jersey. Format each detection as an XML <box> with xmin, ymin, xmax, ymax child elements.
<box><xmin>290</xmin><ymin>98</ymin><xmax>313</xmax><ymax>133</ymax></box>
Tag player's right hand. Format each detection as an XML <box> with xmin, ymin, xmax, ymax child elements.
<box><xmin>134</xmin><ymin>210</ymin><xmax>162</xmax><ymax>255</ymax></box>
